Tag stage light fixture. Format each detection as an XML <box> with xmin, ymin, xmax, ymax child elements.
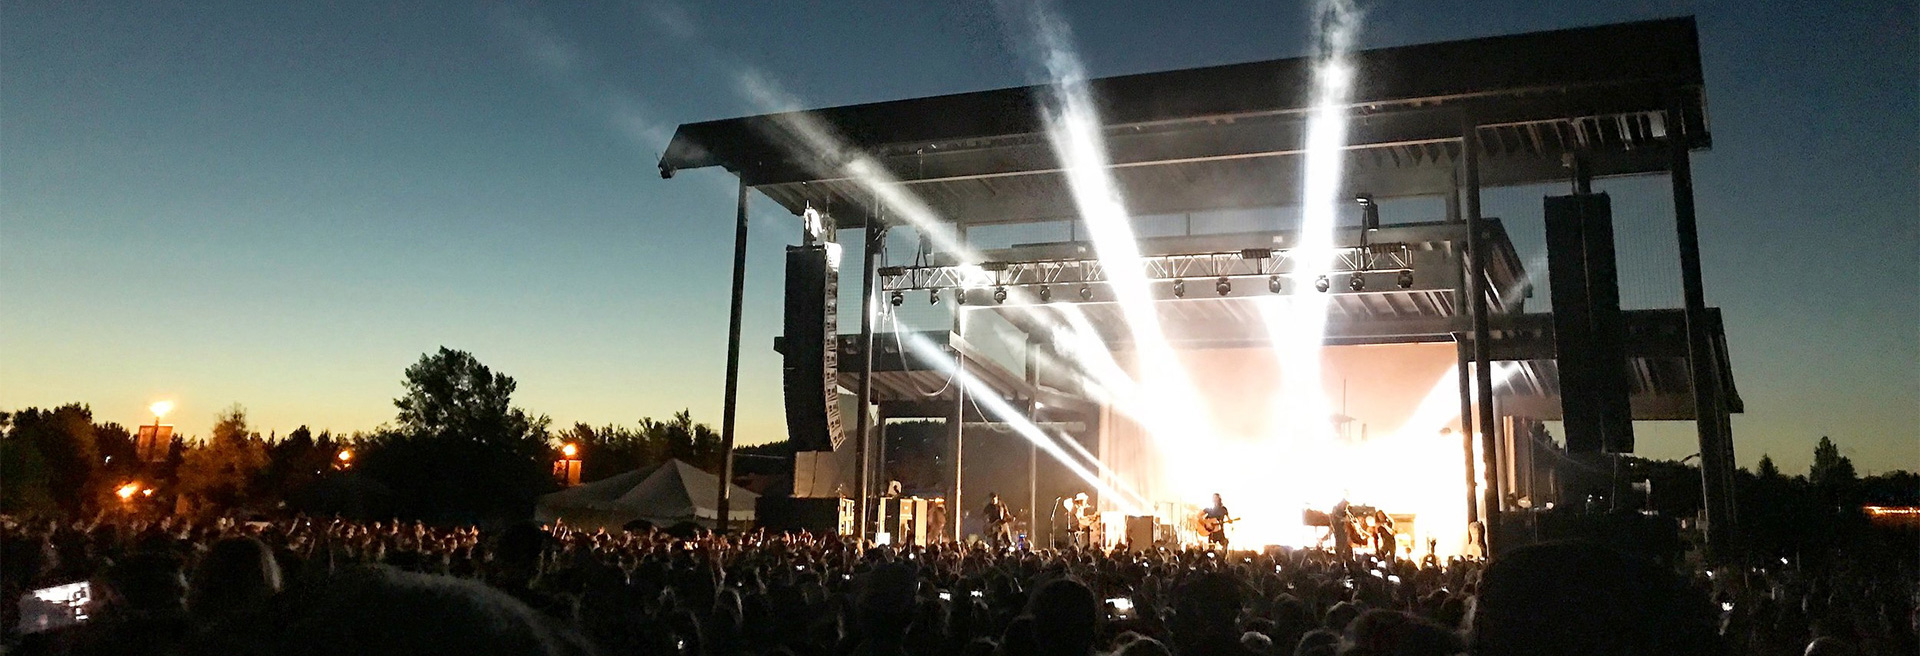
<box><xmin>1269</xmin><ymin>275</ymin><xmax>1283</xmax><ymax>293</ymax></box>
<box><xmin>1315</xmin><ymin>275</ymin><xmax>1331</xmax><ymax>293</ymax></box>
<box><xmin>1349</xmin><ymin>273</ymin><xmax>1367</xmax><ymax>292</ymax></box>
<box><xmin>957</xmin><ymin>289</ymin><xmax>969</xmax><ymax>305</ymax></box>
<box><xmin>1038</xmin><ymin>285</ymin><xmax>1052</xmax><ymax>302</ymax></box>
<box><xmin>1356</xmin><ymin>193</ymin><xmax>1380</xmax><ymax>232</ymax></box>
<box><xmin>929</xmin><ymin>289</ymin><xmax>940</xmax><ymax>305</ymax></box>
<box><xmin>1079</xmin><ymin>285</ymin><xmax>1093</xmax><ymax>301</ymax></box>
<box><xmin>993</xmin><ymin>286</ymin><xmax>1008</xmax><ymax>304</ymax></box>
<box><xmin>889</xmin><ymin>290</ymin><xmax>904</xmax><ymax>307</ymax></box>
<box><xmin>1215</xmin><ymin>277</ymin><xmax>1231</xmax><ymax>296</ymax></box>
<box><xmin>1171</xmin><ymin>279</ymin><xmax>1186</xmax><ymax>298</ymax></box>
<box><xmin>1397</xmin><ymin>270</ymin><xmax>1415</xmax><ymax>289</ymax></box>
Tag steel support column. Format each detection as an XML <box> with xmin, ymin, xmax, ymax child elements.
<box><xmin>1025</xmin><ymin>338</ymin><xmax>1040</xmax><ymax>546</ymax></box>
<box><xmin>952</xmin><ymin>342</ymin><xmax>967</xmax><ymax>544</ymax></box>
<box><xmin>1464</xmin><ymin>119</ymin><xmax>1503</xmax><ymax>546</ymax></box>
<box><xmin>1457</xmin><ymin>336</ymin><xmax>1480</xmax><ymax>526</ymax></box>
<box><xmin>853</xmin><ymin>220</ymin><xmax>883</xmax><ymax>542</ymax></box>
<box><xmin>716</xmin><ymin>178</ymin><xmax>750</xmax><ymax>533</ymax></box>
<box><xmin>1670</xmin><ymin>116</ymin><xmax>1736</xmax><ymax>562</ymax></box>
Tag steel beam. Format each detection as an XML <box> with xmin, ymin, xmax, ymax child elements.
<box><xmin>716</xmin><ymin>178</ymin><xmax>750</xmax><ymax>533</ymax></box>
<box><xmin>1670</xmin><ymin>120</ymin><xmax>1736</xmax><ymax>562</ymax></box>
<box><xmin>1466</xmin><ymin>117</ymin><xmax>1504</xmax><ymax>545</ymax></box>
<box><xmin>850</xmin><ymin>225</ymin><xmax>879</xmax><ymax>539</ymax></box>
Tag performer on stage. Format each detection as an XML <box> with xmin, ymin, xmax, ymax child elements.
<box><xmin>983</xmin><ymin>493</ymin><xmax>1014</xmax><ymax>548</ymax></box>
<box><xmin>928</xmin><ymin>498</ymin><xmax>949</xmax><ymax>544</ymax></box>
<box><xmin>1330</xmin><ymin>498</ymin><xmax>1354</xmax><ymax>560</ymax></box>
<box><xmin>1371</xmin><ymin>508</ymin><xmax>1397</xmax><ymax>559</ymax></box>
<box><xmin>1198</xmin><ymin>492</ymin><xmax>1233</xmax><ymax>549</ymax></box>
<box><xmin>1063</xmin><ymin>493</ymin><xmax>1096</xmax><ymax>548</ymax></box>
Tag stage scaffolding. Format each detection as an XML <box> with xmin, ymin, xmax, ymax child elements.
<box><xmin>660</xmin><ymin>17</ymin><xmax>1743</xmax><ymax>561</ymax></box>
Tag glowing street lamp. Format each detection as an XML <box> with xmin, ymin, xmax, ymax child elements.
<box><xmin>139</xmin><ymin>401</ymin><xmax>175</xmax><ymax>463</ymax></box>
<box><xmin>116</xmin><ymin>482</ymin><xmax>140</xmax><ymax>502</ymax></box>
<box><xmin>335</xmin><ymin>449</ymin><xmax>353</xmax><ymax>470</ymax></box>
<box><xmin>554</xmin><ymin>444</ymin><xmax>582</xmax><ymax>487</ymax></box>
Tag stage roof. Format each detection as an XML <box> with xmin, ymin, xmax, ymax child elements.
<box><xmin>659</xmin><ymin>17</ymin><xmax>1709</xmax><ymax>227</ymax></box>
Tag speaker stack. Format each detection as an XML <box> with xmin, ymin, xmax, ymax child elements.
<box><xmin>782</xmin><ymin>245</ymin><xmax>844</xmax><ymax>452</ymax></box>
<box><xmin>1544</xmin><ymin>193</ymin><xmax>1635</xmax><ymax>454</ymax></box>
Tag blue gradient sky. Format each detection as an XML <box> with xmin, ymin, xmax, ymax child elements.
<box><xmin>3</xmin><ymin>1</ymin><xmax>1913</xmax><ymax>474</ymax></box>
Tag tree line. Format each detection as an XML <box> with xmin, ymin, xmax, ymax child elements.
<box><xmin>0</xmin><ymin>347</ymin><xmax>746</xmax><ymax>524</ymax></box>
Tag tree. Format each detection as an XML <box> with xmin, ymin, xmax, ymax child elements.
<box><xmin>177</xmin><ymin>405</ymin><xmax>269</xmax><ymax>513</ymax></box>
<box><xmin>6</xmin><ymin>405</ymin><xmax>102</xmax><ymax>515</ymax></box>
<box><xmin>1809</xmin><ymin>436</ymin><xmax>1857</xmax><ymax>487</ymax></box>
<box><xmin>260</xmin><ymin>425</ymin><xmax>339</xmax><ymax>509</ymax></box>
<box><xmin>362</xmin><ymin>348</ymin><xmax>551</xmax><ymax>521</ymax></box>
<box><xmin>395</xmin><ymin>347</ymin><xmax>543</xmax><ymax>445</ymax></box>
<box><xmin>0</xmin><ymin>436</ymin><xmax>57</xmax><ymax>515</ymax></box>
<box><xmin>1756</xmin><ymin>454</ymin><xmax>1781</xmax><ymax>480</ymax></box>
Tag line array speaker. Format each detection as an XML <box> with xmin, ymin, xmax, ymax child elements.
<box><xmin>782</xmin><ymin>244</ymin><xmax>844</xmax><ymax>452</ymax></box>
<box><xmin>1544</xmin><ymin>193</ymin><xmax>1635</xmax><ymax>454</ymax></box>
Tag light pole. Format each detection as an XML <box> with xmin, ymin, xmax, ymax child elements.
<box><xmin>554</xmin><ymin>444</ymin><xmax>582</xmax><ymax>487</ymax></box>
<box><xmin>143</xmin><ymin>401</ymin><xmax>174</xmax><ymax>463</ymax></box>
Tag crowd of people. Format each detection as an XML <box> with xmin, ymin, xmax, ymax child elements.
<box><xmin>1</xmin><ymin>513</ymin><xmax>1913</xmax><ymax>656</ymax></box>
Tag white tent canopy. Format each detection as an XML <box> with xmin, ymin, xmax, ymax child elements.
<box><xmin>535</xmin><ymin>459</ymin><xmax>757</xmax><ymax>529</ymax></box>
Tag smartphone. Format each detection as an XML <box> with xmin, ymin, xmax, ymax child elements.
<box><xmin>1106</xmin><ymin>597</ymin><xmax>1134</xmax><ymax>618</ymax></box>
<box><xmin>18</xmin><ymin>581</ymin><xmax>93</xmax><ymax>634</ymax></box>
<box><xmin>939</xmin><ymin>592</ymin><xmax>952</xmax><ymax>601</ymax></box>
<box><xmin>971</xmin><ymin>590</ymin><xmax>983</xmax><ymax>598</ymax></box>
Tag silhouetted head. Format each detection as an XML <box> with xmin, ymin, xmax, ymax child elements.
<box><xmin>1471</xmin><ymin>541</ymin><xmax>1718</xmax><ymax>656</ymax></box>
<box><xmin>1116</xmin><ymin>635</ymin><xmax>1172</xmax><ymax>656</ymax></box>
<box><xmin>1324</xmin><ymin>601</ymin><xmax>1361</xmax><ymax>632</ymax></box>
<box><xmin>269</xmin><ymin>565</ymin><xmax>592</xmax><ymax>656</ymax></box>
<box><xmin>493</xmin><ymin>522</ymin><xmax>548</xmax><ymax>572</ymax></box>
<box><xmin>858</xmin><ymin>562</ymin><xmax>918</xmax><ymax>642</ymax></box>
<box><xmin>1341</xmin><ymin>609</ymin><xmax>1461</xmax><ymax>656</ymax></box>
<box><xmin>97</xmin><ymin>552</ymin><xmax>188</xmax><ymax>617</ymax></box>
<box><xmin>1294</xmin><ymin>629</ymin><xmax>1339</xmax><ymax>656</ymax></box>
<box><xmin>1803</xmin><ymin>636</ymin><xmax>1858</xmax><ymax>656</ymax></box>
<box><xmin>1026</xmin><ymin>578</ymin><xmax>1097</xmax><ymax>656</ymax></box>
<box><xmin>189</xmin><ymin>536</ymin><xmax>282</xmax><ymax>625</ymax></box>
<box><xmin>1172</xmin><ymin>571</ymin><xmax>1243</xmax><ymax>649</ymax></box>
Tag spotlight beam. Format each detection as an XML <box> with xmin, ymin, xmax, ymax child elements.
<box><xmin>899</xmin><ymin>330</ymin><xmax>1149</xmax><ymax>513</ymax></box>
<box><xmin>1016</xmin><ymin>3</ymin><xmax>1220</xmax><ymax>469</ymax></box>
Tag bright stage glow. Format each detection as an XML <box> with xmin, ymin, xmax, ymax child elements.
<box><xmin>1101</xmin><ymin>342</ymin><xmax>1487</xmax><ymax>556</ymax></box>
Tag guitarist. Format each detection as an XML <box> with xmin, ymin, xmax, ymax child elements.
<box><xmin>1198</xmin><ymin>492</ymin><xmax>1234</xmax><ymax>549</ymax></box>
<box><xmin>983</xmin><ymin>493</ymin><xmax>1014</xmax><ymax>548</ymax></box>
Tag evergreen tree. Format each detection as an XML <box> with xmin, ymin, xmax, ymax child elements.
<box><xmin>1809</xmin><ymin>436</ymin><xmax>1857</xmax><ymax>488</ymax></box>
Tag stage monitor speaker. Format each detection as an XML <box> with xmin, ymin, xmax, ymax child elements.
<box><xmin>1544</xmin><ymin>193</ymin><xmax>1635</xmax><ymax>454</ymax></box>
<box><xmin>881</xmin><ymin>498</ymin><xmax>929</xmax><ymax>546</ymax></box>
<box><xmin>782</xmin><ymin>244</ymin><xmax>844</xmax><ymax>452</ymax></box>
<box><xmin>1124</xmin><ymin>515</ymin><xmax>1156</xmax><ymax>550</ymax></box>
<box><xmin>756</xmin><ymin>496</ymin><xmax>854</xmax><ymax>536</ymax></box>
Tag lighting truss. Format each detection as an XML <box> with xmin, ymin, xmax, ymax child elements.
<box><xmin>878</xmin><ymin>243</ymin><xmax>1416</xmax><ymax>293</ymax></box>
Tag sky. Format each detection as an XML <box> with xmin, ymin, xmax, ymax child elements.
<box><xmin>3</xmin><ymin>0</ymin><xmax>1914</xmax><ymax>475</ymax></box>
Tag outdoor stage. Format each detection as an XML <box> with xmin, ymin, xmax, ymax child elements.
<box><xmin>660</xmin><ymin>17</ymin><xmax>1744</xmax><ymax>559</ymax></box>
